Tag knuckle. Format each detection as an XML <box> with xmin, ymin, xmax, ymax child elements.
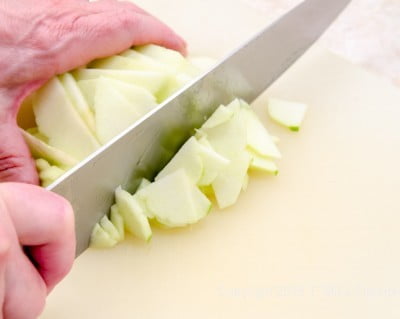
<box><xmin>50</xmin><ymin>193</ymin><xmax>75</xmax><ymax>233</ymax></box>
<box><xmin>0</xmin><ymin>154</ymin><xmax>38</xmax><ymax>184</ymax></box>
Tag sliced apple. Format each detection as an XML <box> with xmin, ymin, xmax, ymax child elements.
<box><xmin>90</xmin><ymin>54</ymin><xmax>167</xmax><ymax>73</ymax></box>
<box><xmin>136</xmin><ymin>45</ymin><xmax>199</xmax><ymax>77</ymax></box>
<box><xmin>248</xmin><ymin>151</ymin><xmax>278</xmax><ymax>175</ymax></box>
<box><xmin>137</xmin><ymin>178</ymin><xmax>151</xmax><ymax>191</ymax></box>
<box><xmin>200</xmin><ymin>105</ymin><xmax>233</xmax><ymax>129</ymax></box>
<box><xmin>110</xmin><ymin>204</ymin><xmax>125</xmax><ymax>241</ymax></box>
<box><xmin>59</xmin><ymin>73</ymin><xmax>96</xmax><ymax>133</ymax></box>
<box><xmin>21</xmin><ymin>129</ymin><xmax>78</xmax><ymax>169</ymax></box>
<box><xmin>115</xmin><ymin>186</ymin><xmax>152</xmax><ymax>241</ymax></box>
<box><xmin>137</xmin><ymin>169</ymin><xmax>211</xmax><ymax>228</ymax></box>
<box><xmin>211</xmin><ymin>152</ymin><xmax>251</xmax><ymax>209</ymax></box>
<box><xmin>241</xmin><ymin>105</ymin><xmax>281</xmax><ymax>159</ymax></box>
<box><xmin>198</xmin><ymin>103</ymin><xmax>247</xmax><ymax>159</ymax></box>
<box><xmin>196</xmin><ymin>138</ymin><xmax>230</xmax><ymax>186</ymax></box>
<box><xmin>187</xmin><ymin>56</ymin><xmax>217</xmax><ymax>72</ymax></box>
<box><xmin>267</xmin><ymin>98</ymin><xmax>308</xmax><ymax>131</ymax></box>
<box><xmin>99</xmin><ymin>214</ymin><xmax>122</xmax><ymax>242</ymax></box>
<box><xmin>155</xmin><ymin>136</ymin><xmax>203</xmax><ymax>184</ymax></box>
<box><xmin>35</xmin><ymin>158</ymin><xmax>51</xmax><ymax>171</ymax></box>
<box><xmin>98</xmin><ymin>77</ymin><xmax>157</xmax><ymax>116</ymax></box>
<box><xmin>26</xmin><ymin>127</ymin><xmax>48</xmax><ymax>142</ymax></box>
<box><xmin>242</xmin><ymin>173</ymin><xmax>249</xmax><ymax>191</ymax></box>
<box><xmin>90</xmin><ymin>223</ymin><xmax>118</xmax><ymax>248</ymax></box>
<box><xmin>93</xmin><ymin>80</ymin><xmax>142</xmax><ymax>144</ymax></box>
<box><xmin>38</xmin><ymin>162</ymin><xmax>66</xmax><ymax>187</ymax></box>
<box><xmin>33</xmin><ymin>78</ymin><xmax>100</xmax><ymax>161</ymax></box>
<box><xmin>73</xmin><ymin>69</ymin><xmax>167</xmax><ymax>96</ymax></box>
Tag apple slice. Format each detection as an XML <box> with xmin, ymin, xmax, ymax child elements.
<box><xmin>242</xmin><ymin>173</ymin><xmax>249</xmax><ymax>191</ymax></box>
<box><xmin>115</xmin><ymin>186</ymin><xmax>152</xmax><ymax>241</ymax></box>
<box><xmin>137</xmin><ymin>178</ymin><xmax>151</xmax><ymax>191</ymax></box>
<box><xmin>90</xmin><ymin>223</ymin><xmax>118</xmax><ymax>248</ymax></box>
<box><xmin>59</xmin><ymin>73</ymin><xmax>96</xmax><ymax>133</ymax></box>
<box><xmin>198</xmin><ymin>103</ymin><xmax>247</xmax><ymax>159</ymax></box>
<box><xmin>36</xmin><ymin>160</ymin><xmax>66</xmax><ymax>187</ymax></box>
<box><xmin>137</xmin><ymin>169</ymin><xmax>211</xmax><ymax>228</ymax></box>
<box><xmin>121</xmin><ymin>49</ymin><xmax>169</xmax><ymax>69</ymax></box>
<box><xmin>241</xmin><ymin>105</ymin><xmax>281</xmax><ymax>159</ymax></box>
<box><xmin>80</xmin><ymin>77</ymin><xmax>157</xmax><ymax>115</ymax></box>
<box><xmin>33</xmin><ymin>78</ymin><xmax>100</xmax><ymax>161</ymax></box>
<box><xmin>97</xmin><ymin>77</ymin><xmax>157</xmax><ymax>116</ymax></box>
<box><xmin>196</xmin><ymin>137</ymin><xmax>230</xmax><ymax>186</ymax></box>
<box><xmin>99</xmin><ymin>215</ymin><xmax>121</xmax><ymax>242</ymax></box>
<box><xmin>73</xmin><ymin>69</ymin><xmax>167</xmax><ymax>96</ymax></box>
<box><xmin>187</xmin><ymin>56</ymin><xmax>217</xmax><ymax>72</ymax></box>
<box><xmin>110</xmin><ymin>204</ymin><xmax>125</xmax><ymax>241</ymax></box>
<box><xmin>26</xmin><ymin>127</ymin><xmax>48</xmax><ymax>142</ymax></box>
<box><xmin>211</xmin><ymin>151</ymin><xmax>251</xmax><ymax>209</ymax></box>
<box><xmin>248</xmin><ymin>150</ymin><xmax>278</xmax><ymax>175</ymax></box>
<box><xmin>267</xmin><ymin>98</ymin><xmax>308</xmax><ymax>131</ymax></box>
<box><xmin>155</xmin><ymin>136</ymin><xmax>204</xmax><ymax>184</ymax></box>
<box><xmin>200</xmin><ymin>105</ymin><xmax>234</xmax><ymax>129</ymax></box>
<box><xmin>93</xmin><ymin>80</ymin><xmax>142</xmax><ymax>144</ymax></box>
<box><xmin>90</xmin><ymin>54</ymin><xmax>168</xmax><ymax>73</ymax></box>
<box><xmin>36</xmin><ymin>158</ymin><xmax>51</xmax><ymax>171</ymax></box>
<box><xmin>21</xmin><ymin>129</ymin><xmax>78</xmax><ymax>169</ymax></box>
<box><xmin>136</xmin><ymin>45</ymin><xmax>199</xmax><ymax>77</ymax></box>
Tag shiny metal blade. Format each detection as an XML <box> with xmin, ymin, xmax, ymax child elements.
<box><xmin>49</xmin><ymin>0</ymin><xmax>350</xmax><ymax>256</ymax></box>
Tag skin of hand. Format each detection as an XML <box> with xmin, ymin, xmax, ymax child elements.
<box><xmin>0</xmin><ymin>182</ymin><xmax>75</xmax><ymax>319</ymax></box>
<box><xmin>0</xmin><ymin>0</ymin><xmax>187</xmax><ymax>184</ymax></box>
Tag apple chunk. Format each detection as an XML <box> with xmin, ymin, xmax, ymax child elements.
<box><xmin>115</xmin><ymin>186</ymin><xmax>152</xmax><ymax>241</ymax></box>
<box><xmin>212</xmin><ymin>152</ymin><xmax>251</xmax><ymax>209</ymax></box>
<box><xmin>267</xmin><ymin>97</ymin><xmax>308</xmax><ymax>131</ymax></box>
<box><xmin>137</xmin><ymin>169</ymin><xmax>211</xmax><ymax>228</ymax></box>
<box><xmin>242</xmin><ymin>106</ymin><xmax>281</xmax><ymax>159</ymax></box>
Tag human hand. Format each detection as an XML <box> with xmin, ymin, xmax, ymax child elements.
<box><xmin>0</xmin><ymin>182</ymin><xmax>75</xmax><ymax>319</ymax></box>
<box><xmin>0</xmin><ymin>0</ymin><xmax>186</xmax><ymax>184</ymax></box>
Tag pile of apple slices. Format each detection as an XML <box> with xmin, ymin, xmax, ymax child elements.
<box><xmin>90</xmin><ymin>98</ymin><xmax>283</xmax><ymax>248</ymax></box>
<box><xmin>20</xmin><ymin>45</ymin><xmax>216</xmax><ymax>187</ymax></box>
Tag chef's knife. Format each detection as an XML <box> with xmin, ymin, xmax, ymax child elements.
<box><xmin>49</xmin><ymin>0</ymin><xmax>351</xmax><ymax>256</ymax></box>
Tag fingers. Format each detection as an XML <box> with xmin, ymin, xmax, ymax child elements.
<box><xmin>0</xmin><ymin>183</ymin><xmax>75</xmax><ymax>291</ymax></box>
<box><xmin>0</xmin><ymin>122</ymin><xmax>39</xmax><ymax>184</ymax></box>
<box><xmin>3</xmin><ymin>247</ymin><xmax>47</xmax><ymax>319</ymax></box>
<box><xmin>0</xmin><ymin>191</ymin><xmax>46</xmax><ymax>319</ymax></box>
<box><xmin>86</xmin><ymin>0</ymin><xmax>187</xmax><ymax>53</ymax></box>
<box><xmin>0</xmin><ymin>217</ymin><xmax>10</xmax><ymax>317</ymax></box>
<box><xmin>53</xmin><ymin>0</ymin><xmax>186</xmax><ymax>73</ymax></box>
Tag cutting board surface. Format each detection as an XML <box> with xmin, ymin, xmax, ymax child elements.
<box><xmin>41</xmin><ymin>1</ymin><xmax>400</xmax><ymax>318</ymax></box>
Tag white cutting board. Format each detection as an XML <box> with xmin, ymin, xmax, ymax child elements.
<box><xmin>40</xmin><ymin>1</ymin><xmax>400</xmax><ymax>318</ymax></box>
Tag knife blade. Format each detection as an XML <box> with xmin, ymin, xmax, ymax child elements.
<box><xmin>49</xmin><ymin>0</ymin><xmax>351</xmax><ymax>256</ymax></box>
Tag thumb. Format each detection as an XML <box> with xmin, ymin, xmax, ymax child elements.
<box><xmin>0</xmin><ymin>121</ymin><xmax>39</xmax><ymax>184</ymax></box>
